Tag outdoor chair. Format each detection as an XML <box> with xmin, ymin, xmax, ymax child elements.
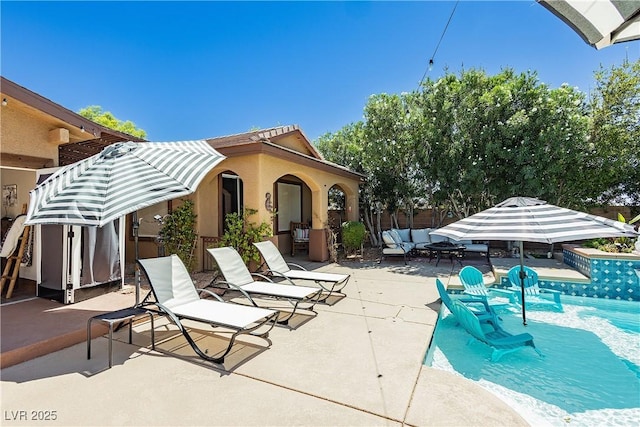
<box><xmin>459</xmin><ymin>266</ymin><xmax>518</xmax><ymax>309</ymax></box>
<box><xmin>137</xmin><ymin>255</ymin><xmax>278</xmax><ymax>365</ymax></box>
<box><xmin>290</xmin><ymin>221</ymin><xmax>310</xmax><ymax>256</ymax></box>
<box><xmin>450</xmin><ymin>299</ymin><xmax>544</xmax><ymax>362</ymax></box>
<box><xmin>507</xmin><ymin>265</ymin><xmax>563</xmax><ymax>311</ymax></box>
<box><xmin>380</xmin><ymin>230</ymin><xmax>413</xmax><ymax>265</ymax></box>
<box><xmin>207</xmin><ymin>247</ymin><xmax>322</xmax><ymax>325</ymax></box>
<box><xmin>253</xmin><ymin>240</ymin><xmax>350</xmax><ymax>303</ymax></box>
<box><xmin>436</xmin><ymin>279</ymin><xmax>500</xmax><ymax>327</ymax></box>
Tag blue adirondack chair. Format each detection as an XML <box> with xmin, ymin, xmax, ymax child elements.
<box><xmin>458</xmin><ymin>266</ymin><xmax>518</xmax><ymax>308</ymax></box>
<box><xmin>435</xmin><ymin>279</ymin><xmax>500</xmax><ymax>327</ymax></box>
<box><xmin>508</xmin><ymin>265</ymin><xmax>563</xmax><ymax>312</ymax></box>
<box><xmin>450</xmin><ymin>299</ymin><xmax>544</xmax><ymax>362</ymax></box>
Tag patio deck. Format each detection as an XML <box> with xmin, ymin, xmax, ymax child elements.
<box><xmin>1</xmin><ymin>254</ymin><xmax>583</xmax><ymax>426</ymax></box>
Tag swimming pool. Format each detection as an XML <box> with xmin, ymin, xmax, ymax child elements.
<box><xmin>424</xmin><ymin>295</ymin><xmax>640</xmax><ymax>426</ymax></box>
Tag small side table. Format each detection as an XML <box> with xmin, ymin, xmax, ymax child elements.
<box><xmin>87</xmin><ymin>307</ymin><xmax>155</xmax><ymax>368</ymax></box>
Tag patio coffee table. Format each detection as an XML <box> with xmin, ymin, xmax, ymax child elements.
<box><xmin>423</xmin><ymin>243</ymin><xmax>466</xmax><ymax>267</ymax></box>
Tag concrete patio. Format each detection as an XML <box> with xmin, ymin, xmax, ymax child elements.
<box><xmin>1</xmin><ymin>254</ymin><xmax>575</xmax><ymax>426</ymax></box>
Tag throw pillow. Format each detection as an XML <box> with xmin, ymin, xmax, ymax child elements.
<box><xmin>381</xmin><ymin>231</ymin><xmax>397</xmax><ymax>248</ymax></box>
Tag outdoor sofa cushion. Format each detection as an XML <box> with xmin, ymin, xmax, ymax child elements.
<box><xmin>392</xmin><ymin>228</ymin><xmax>412</xmax><ymax>243</ymax></box>
<box><xmin>411</xmin><ymin>228</ymin><xmax>432</xmax><ymax>250</ymax></box>
<box><xmin>382</xmin><ymin>230</ymin><xmax>413</xmax><ymax>254</ymax></box>
<box><xmin>429</xmin><ymin>232</ymin><xmax>449</xmax><ymax>244</ymax></box>
<box><xmin>390</xmin><ymin>229</ymin><xmax>415</xmax><ymax>250</ymax></box>
<box><xmin>381</xmin><ymin>231</ymin><xmax>397</xmax><ymax>248</ymax></box>
<box><xmin>381</xmin><ymin>234</ymin><xmax>413</xmax><ymax>265</ymax></box>
<box><xmin>451</xmin><ymin>239</ymin><xmax>489</xmax><ymax>253</ymax></box>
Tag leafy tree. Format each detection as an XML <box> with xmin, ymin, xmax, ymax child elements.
<box><xmin>316</xmin><ymin>122</ymin><xmax>366</xmax><ymax>174</ymax></box>
<box><xmin>318</xmin><ymin>63</ymin><xmax>639</xmax><ymax>230</ymax></box>
<box><xmin>317</xmin><ymin>123</ymin><xmax>383</xmax><ymax>243</ymax></box>
<box><xmin>363</xmin><ymin>92</ymin><xmax>427</xmax><ymax>228</ymax></box>
<box><xmin>419</xmin><ymin>68</ymin><xmax>590</xmax><ymax>214</ymax></box>
<box><xmin>78</xmin><ymin>105</ymin><xmax>147</xmax><ymax>139</ymax></box>
<box><xmin>587</xmin><ymin>59</ymin><xmax>640</xmax><ymax>205</ymax></box>
<box><xmin>317</xmin><ymin>122</ymin><xmax>366</xmax><ymax>213</ymax></box>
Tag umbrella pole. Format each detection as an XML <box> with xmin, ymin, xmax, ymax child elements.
<box><xmin>519</xmin><ymin>240</ymin><xmax>527</xmax><ymax>326</ymax></box>
<box><xmin>133</xmin><ymin>212</ymin><xmax>140</xmax><ymax>306</ymax></box>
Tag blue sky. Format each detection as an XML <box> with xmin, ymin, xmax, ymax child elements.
<box><xmin>2</xmin><ymin>1</ymin><xmax>638</xmax><ymax>143</ymax></box>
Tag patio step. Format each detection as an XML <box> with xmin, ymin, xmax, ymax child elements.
<box><xmin>0</xmin><ymin>288</ymin><xmax>137</xmax><ymax>369</ymax></box>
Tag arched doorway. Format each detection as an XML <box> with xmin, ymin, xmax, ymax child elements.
<box><xmin>273</xmin><ymin>175</ymin><xmax>311</xmax><ymax>256</ymax></box>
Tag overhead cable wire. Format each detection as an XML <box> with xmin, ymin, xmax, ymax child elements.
<box><xmin>419</xmin><ymin>0</ymin><xmax>459</xmax><ymax>87</ymax></box>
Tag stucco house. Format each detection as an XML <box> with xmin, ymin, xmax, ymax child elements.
<box><xmin>1</xmin><ymin>76</ymin><xmax>363</xmax><ymax>302</ymax></box>
<box><xmin>132</xmin><ymin>125</ymin><xmax>364</xmax><ymax>271</ymax></box>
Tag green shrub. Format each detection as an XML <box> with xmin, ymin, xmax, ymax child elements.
<box><xmin>341</xmin><ymin>221</ymin><xmax>366</xmax><ymax>253</ymax></box>
<box><xmin>583</xmin><ymin>237</ymin><xmax>634</xmax><ymax>253</ymax></box>
<box><xmin>217</xmin><ymin>207</ymin><xmax>273</xmax><ymax>265</ymax></box>
<box><xmin>159</xmin><ymin>199</ymin><xmax>198</xmax><ymax>271</ymax></box>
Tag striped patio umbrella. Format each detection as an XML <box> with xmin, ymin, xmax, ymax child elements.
<box><xmin>538</xmin><ymin>0</ymin><xmax>640</xmax><ymax>49</ymax></box>
<box><xmin>25</xmin><ymin>140</ymin><xmax>225</xmax><ymax>227</ymax></box>
<box><xmin>25</xmin><ymin>140</ymin><xmax>226</xmax><ymax>304</ymax></box>
<box><xmin>432</xmin><ymin>197</ymin><xmax>638</xmax><ymax>324</ymax></box>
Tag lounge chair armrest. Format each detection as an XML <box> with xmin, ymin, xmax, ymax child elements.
<box><xmin>265</xmin><ymin>269</ymin><xmax>290</xmax><ymax>280</ymax></box>
<box><xmin>196</xmin><ymin>287</ymin><xmax>225</xmax><ymax>302</ymax></box>
<box><xmin>286</xmin><ymin>262</ymin><xmax>308</xmax><ymax>271</ymax></box>
<box><xmin>210</xmin><ymin>280</ymin><xmax>259</xmax><ymax>307</ymax></box>
<box><xmin>251</xmin><ymin>272</ymin><xmax>296</xmax><ymax>286</ymax></box>
<box><xmin>250</xmin><ymin>272</ymin><xmax>275</xmax><ymax>283</ymax></box>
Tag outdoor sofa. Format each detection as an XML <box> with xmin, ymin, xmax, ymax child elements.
<box><xmin>380</xmin><ymin>228</ymin><xmax>490</xmax><ymax>262</ymax></box>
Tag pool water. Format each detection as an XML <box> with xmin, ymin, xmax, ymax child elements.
<box><xmin>424</xmin><ymin>295</ymin><xmax>640</xmax><ymax>426</ymax></box>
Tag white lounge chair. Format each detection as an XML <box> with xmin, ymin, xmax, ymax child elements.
<box><xmin>137</xmin><ymin>255</ymin><xmax>278</xmax><ymax>365</ymax></box>
<box><xmin>253</xmin><ymin>240</ymin><xmax>350</xmax><ymax>303</ymax></box>
<box><xmin>207</xmin><ymin>247</ymin><xmax>322</xmax><ymax>325</ymax></box>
